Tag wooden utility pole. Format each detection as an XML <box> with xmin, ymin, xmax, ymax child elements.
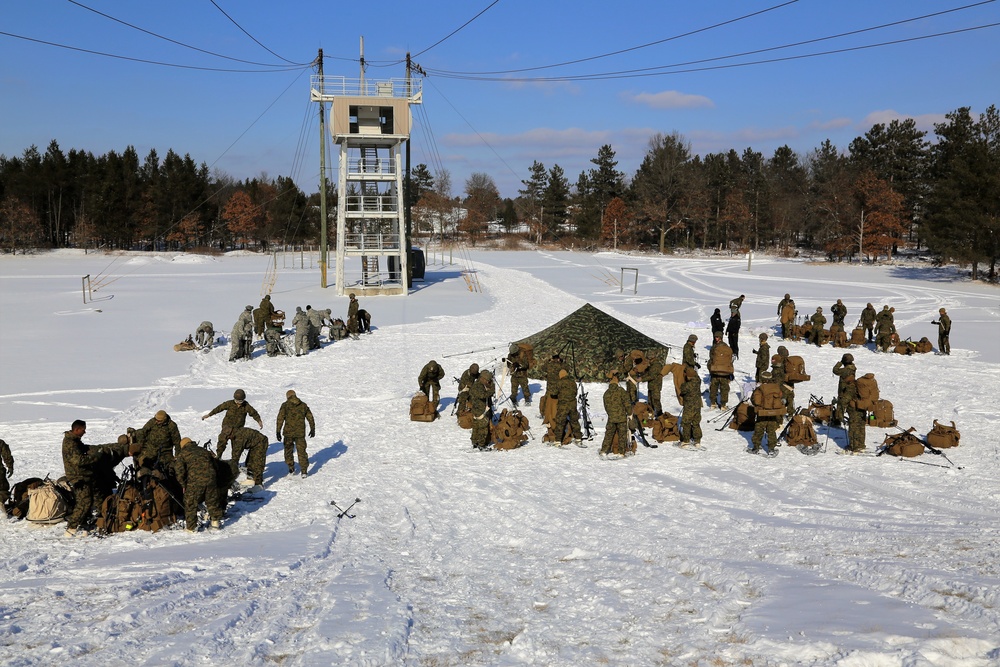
<box><xmin>317</xmin><ymin>48</ymin><xmax>328</xmax><ymax>287</ymax></box>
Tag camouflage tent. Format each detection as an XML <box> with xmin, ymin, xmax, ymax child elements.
<box><xmin>515</xmin><ymin>303</ymin><xmax>670</xmax><ymax>383</ymax></box>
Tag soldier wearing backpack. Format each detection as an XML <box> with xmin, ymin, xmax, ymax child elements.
<box><xmin>707</xmin><ymin>333</ymin><xmax>733</xmax><ymax>410</ymax></box>
<box><xmin>749</xmin><ymin>372</ymin><xmax>785</xmax><ymax>455</ymax></box>
<box><xmin>551</xmin><ymin>370</ymin><xmax>585</xmax><ymax>448</ymax></box>
<box><xmin>643</xmin><ymin>353</ymin><xmax>665</xmax><ymax>417</ymax></box>
<box><xmin>0</xmin><ymin>438</ymin><xmax>13</xmax><ymax>507</ymax></box>
<box><xmin>777</xmin><ymin>294</ymin><xmax>795</xmax><ymax>339</ymax></box>
<box><xmin>601</xmin><ymin>373</ymin><xmax>631</xmax><ymax>458</ymax></box>
<box><xmin>175</xmin><ymin>438</ymin><xmax>223</xmax><ymax>532</ymax></box>
<box><xmin>469</xmin><ymin>370</ymin><xmax>496</xmax><ymax>450</ymax></box>
<box><xmin>772</xmin><ymin>346</ymin><xmax>795</xmax><ymax>418</ymax></box>
<box><xmin>875</xmin><ymin>306</ymin><xmax>896</xmax><ymax>351</ymax></box>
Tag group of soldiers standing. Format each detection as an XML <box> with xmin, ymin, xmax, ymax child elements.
<box><xmin>226</xmin><ymin>293</ymin><xmax>371</xmax><ymax>362</ymax></box>
<box><xmin>2</xmin><ymin>388</ymin><xmax>317</xmax><ymax>537</ymax></box>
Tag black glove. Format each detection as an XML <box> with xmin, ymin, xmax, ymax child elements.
<box><xmin>276</xmin><ymin>431</ymin><xmax>282</xmax><ymax>441</ymax></box>
<box><xmin>308</xmin><ymin>430</ymin><xmax>315</xmax><ymax>438</ymax></box>
<box><xmin>6</xmin><ymin>468</ymin><xmax>12</xmax><ymax>479</ymax></box>
<box><xmin>695</xmin><ymin>363</ymin><xmax>702</xmax><ymax>369</ymax></box>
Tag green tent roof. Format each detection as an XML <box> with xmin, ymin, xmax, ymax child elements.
<box><xmin>515</xmin><ymin>303</ymin><xmax>670</xmax><ymax>382</ymax></box>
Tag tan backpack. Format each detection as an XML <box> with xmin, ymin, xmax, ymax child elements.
<box><xmin>26</xmin><ymin>479</ymin><xmax>70</xmax><ymax>525</ymax></box>
<box><xmin>831</xmin><ymin>328</ymin><xmax>849</xmax><ymax>348</ymax></box>
<box><xmin>410</xmin><ymin>392</ymin><xmax>438</xmax><ymax>422</ymax></box>
<box><xmin>651</xmin><ymin>412</ymin><xmax>681</xmax><ymax>442</ymax></box>
<box><xmin>786</xmin><ymin>414</ymin><xmax>818</xmax><ymax>447</ymax></box>
<box><xmin>632</xmin><ymin>401</ymin><xmax>655</xmax><ymax>428</ymax></box>
<box><xmin>807</xmin><ymin>400</ymin><xmax>834</xmax><ymax>425</ymax></box>
<box><xmin>881</xmin><ymin>429</ymin><xmax>924</xmax><ymax>457</ymax></box>
<box><xmin>708</xmin><ymin>344</ymin><xmax>734</xmax><ymax>376</ymax></box>
<box><xmin>517</xmin><ymin>343</ymin><xmax>535</xmax><ymax>371</ymax></box>
<box><xmin>729</xmin><ymin>402</ymin><xmax>756</xmax><ymax>431</ymax></box>
<box><xmin>492</xmin><ymin>409</ymin><xmax>529</xmax><ymax>450</ymax></box>
<box><xmin>854</xmin><ymin>374</ymin><xmax>880</xmax><ymax>411</ymax></box>
<box><xmin>926</xmin><ymin>420</ymin><xmax>960</xmax><ymax>449</ymax></box>
<box><xmin>785</xmin><ymin>356</ymin><xmax>810</xmax><ymax>383</ymax></box>
<box><xmin>850</xmin><ymin>327</ymin><xmax>866</xmax><ymax>345</ymax></box>
<box><xmin>751</xmin><ymin>383</ymin><xmax>786</xmax><ymax>417</ymax></box>
<box><xmin>870</xmin><ymin>399</ymin><xmax>896</xmax><ymax>428</ymax></box>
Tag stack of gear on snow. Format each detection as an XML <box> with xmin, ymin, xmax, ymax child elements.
<box><xmin>784</xmin><ymin>412</ymin><xmax>818</xmax><ymax>447</ymax></box>
<box><xmin>894</xmin><ymin>337</ymin><xmax>934</xmax><ymax>355</ymax></box>
<box><xmin>784</xmin><ymin>356</ymin><xmax>810</xmax><ymax>384</ymax></box>
<box><xmin>97</xmin><ymin>464</ymin><xmax>183</xmax><ymax>533</ymax></box>
<box><xmin>926</xmin><ymin>420</ymin><xmax>960</xmax><ymax>449</ymax></box>
<box><xmin>26</xmin><ymin>478</ymin><xmax>72</xmax><ymax>524</ymax></box>
<box><xmin>651</xmin><ymin>412</ymin><xmax>681</xmax><ymax>442</ymax></box>
<box><xmin>880</xmin><ymin>428</ymin><xmax>925</xmax><ymax>458</ymax></box>
<box><xmin>409</xmin><ymin>391</ymin><xmax>439</xmax><ymax>422</ymax></box>
<box><xmin>728</xmin><ymin>401</ymin><xmax>756</xmax><ymax>432</ymax></box>
<box><xmin>807</xmin><ymin>399</ymin><xmax>835</xmax><ymax>425</ymax></box>
<box><xmin>491</xmin><ymin>409</ymin><xmax>530</xmax><ymax>450</ymax></box>
<box><xmin>174</xmin><ymin>335</ymin><xmax>198</xmax><ymax>352</ymax></box>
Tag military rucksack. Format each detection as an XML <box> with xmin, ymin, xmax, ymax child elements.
<box><xmin>751</xmin><ymin>383</ymin><xmax>785</xmax><ymax>417</ymax></box>
<box><xmin>5</xmin><ymin>477</ymin><xmax>43</xmax><ymax>519</ymax></box>
<box><xmin>870</xmin><ymin>399</ymin><xmax>896</xmax><ymax>428</ymax></box>
<box><xmin>850</xmin><ymin>327</ymin><xmax>866</xmax><ymax>345</ymax></box>
<box><xmin>785</xmin><ymin>414</ymin><xmax>818</xmax><ymax>447</ymax></box>
<box><xmin>914</xmin><ymin>337</ymin><xmax>933</xmax><ymax>354</ymax></box>
<box><xmin>409</xmin><ymin>391</ymin><xmax>438</xmax><ymax>422</ymax></box>
<box><xmin>516</xmin><ymin>343</ymin><xmax>535</xmax><ymax>371</ymax></box>
<box><xmin>728</xmin><ymin>402</ymin><xmax>756</xmax><ymax>431</ymax></box>
<box><xmin>784</xmin><ymin>356</ymin><xmax>810</xmax><ymax>383</ymax></box>
<box><xmin>492</xmin><ymin>409</ymin><xmax>529</xmax><ymax>450</ymax></box>
<box><xmin>807</xmin><ymin>400</ymin><xmax>835</xmax><ymax>425</ymax></box>
<box><xmin>854</xmin><ymin>373</ymin><xmax>880</xmax><ymax>411</ymax></box>
<box><xmin>632</xmin><ymin>401</ymin><xmax>655</xmax><ymax>428</ymax></box>
<box><xmin>708</xmin><ymin>344</ymin><xmax>734</xmax><ymax>376</ymax></box>
<box><xmin>881</xmin><ymin>429</ymin><xmax>924</xmax><ymax>457</ymax></box>
<box><xmin>926</xmin><ymin>420</ymin><xmax>960</xmax><ymax>449</ymax></box>
<box><xmin>26</xmin><ymin>478</ymin><xmax>71</xmax><ymax>525</ymax></box>
<box><xmin>651</xmin><ymin>412</ymin><xmax>681</xmax><ymax>442</ymax></box>
<box><xmin>831</xmin><ymin>328</ymin><xmax>849</xmax><ymax>348</ymax></box>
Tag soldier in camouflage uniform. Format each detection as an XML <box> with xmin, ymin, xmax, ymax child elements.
<box><xmin>831</xmin><ymin>299</ymin><xmax>847</xmax><ymax>328</ymax></box>
<box><xmin>601</xmin><ymin>373</ymin><xmax>631</xmax><ymax>457</ymax></box>
<box><xmin>754</xmin><ymin>333</ymin><xmax>770</xmax><ymax>382</ymax></box>
<box><xmin>174</xmin><ymin>437</ymin><xmax>223</xmax><ymax>531</ymax></box>
<box><xmin>643</xmin><ymin>353</ymin><xmax>665</xmax><ymax>417</ymax></box>
<box><xmin>770</xmin><ymin>351</ymin><xmax>793</xmax><ymax>419</ymax></box>
<box><xmin>875</xmin><ymin>306</ymin><xmax>896</xmax><ymax>351</ymax></box>
<box><xmin>469</xmin><ymin>370</ymin><xmax>495</xmax><ymax>450</ymax></box>
<box><xmin>457</xmin><ymin>363</ymin><xmax>480</xmax><ymax>415</ymax></box>
<box><xmin>551</xmin><ymin>369</ymin><xmax>585</xmax><ymax>447</ymax></box>
<box><xmin>254</xmin><ymin>294</ymin><xmax>276</xmax><ymax>336</ymax></box>
<box><xmin>809</xmin><ymin>307</ymin><xmax>827</xmax><ymax>346</ymax></box>
<box><xmin>0</xmin><ymin>438</ymin><xmax>14</xmax><ymax>507</ymax></box>
<box><xmin>61</xmin><ymin>420</ymin><xmax>106</xmax><ymax>536</ymax></box>
<box><xmin>860</xmin><ymin>303</ymin><xmax>877</xmax><ymax>343</ymax></box>
<box><xmin>195</xmin><ymin>321</ymin><xmax>214</xmax><ymax>347</ymax></box>
<box><xmin>307</xmin><ymin>305</ymin><xmax>326</xmax><ymax>349</ymax></box>
<box><xmin>276</xmin><ymin>390</ymin><xmax>315</xmax><ymax>477</ymax></box>
<box><xmin>418</xmin><ymin>359</ymin><xmax>446</xmax><ymax>404</ymax></box>
<box><xmin>347</xmin><ymin>293</ymin><xmax>360</xmax><ymax>339</ymax></box>
<box><xmin>932</xmin><ymin>307</ymin><xmax>951</xmax><ymax>355</ymax></box>
<box><xmin>229</xmin><ymin>426</ymin><xmax>268</xmax><ymax>486</ymax></box>
<box><xmin>292</xmin><ymin>306</ymin><xmax>309</xmax><ymax>356</ymax></box>
<box><xmin>840</xmin><ymin>376</ymin><xmax>866</xmax><ymax>452</ymax></box>
<box><xmin>202</xmin><ymin>389</ymin><xmax>264</xmax><ymax>458</ymax></box>
<box><xmin>707</xmin><ymin>333</ymin><xmax>732</xmax><ymax>410</ymax></box>
<box><xmin>831</xmin><ymin>353</ymin><xmax>857</xmax><ymax>427</ymax></box>
<box><xmin>682</xmin><ymin>334</ymin><xmax>700</xmax><ymax>369</ymax></box>
<box><xmin>229</xmin><ymin>305</ymin><xmax>254</xmax><ymax>362</ymax></box>
<box><xmin>136</xmin><ymin>410</ymin><xmax>182</xmax><ymax>471</ymax></box>
<box><xmin>505</xmin><ymin>344</ymin><xmax>532</xmax><ymax>406</ymax></box>
<box><xmin>679</xmin><ymin>366</ymin><xmax>703</xmax><ymax>446</ymax></box>
<box><xmin>749</xmin><ymin>372</ymin><xmax>782</xmax><ymax>454</ymax></box>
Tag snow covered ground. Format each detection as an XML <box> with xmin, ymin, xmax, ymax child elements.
<box><xmin>1</xmin><ymin>249</ymin><xmax>999</xmax><ymax>666</ymax></box>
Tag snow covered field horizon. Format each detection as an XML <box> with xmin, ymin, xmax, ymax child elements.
<box><xmin>1</xmin><ymin>248</ymin><xmax>999</xmax><ymax>666</ymax></box>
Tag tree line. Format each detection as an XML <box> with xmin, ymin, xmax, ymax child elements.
<box><xmin>3</xmin><ymin>105</ymin><xmax>998</xmax><ymax>281</ymax></box>
<box><xmin>410</xmin><ymin>105</ymin><xmax>999</xmax><ymax>281</ymax></box>
<box><xmin>0</xmin><ymin>142</ymin><xmax>320</xmax><ymax>253</ymax></box>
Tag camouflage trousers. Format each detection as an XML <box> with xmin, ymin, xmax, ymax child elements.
<box><xmin>553</xmin><ymin>406</ymin><xmax>583</xmax><ymax>441</ymax></box>
<box><xmin>601</xmin><ymin>421</ymin><xmax>628</xmax><ymax>455</ymax></box>
<box><xmin>471</xmin><ymin>416</ymin><xmax>492</xmax><ymax>449</ymax></box>
<box><xmin>231</xmin><ymin>438</ymin><xmax>267</xmax><ymax>486</ymax></box>
<box><xmin>216</xmin><ymin>426</ymin><xmax>235</xmax><ymax>458</ymax></box>
<box><xmin>751</xmin><ymin>418</ymin><xmax>779</xmax><ymax>450</ymax></box>
<box><xmin>295</xmin><ymin>331</ymin><xmax>308</xmax><ymax>355</ymax></box>
<box><xmin>184</xmin><ymin>480</ymin><xmax>222</xmax><ymax>530</ymax></box>
<box><xmin>938</xmin><ymin>334</ymin><xmax>950</xmax><ymax>355</ymax></box>
<box><xmin>708</xmin><ymin>376</ymin><xmax>730</xmax><ymax>408</ymax></box>
<box><xmin>283</xmin><ymin>436</ymin><xmax>309</xmax><ymax>473</ymax></box>
<box><xmin>0</xmin><ymin>474</ymin><xmax>9</xmax><ymax>505</ymax></box>
<box><xmin>782</xmin><ymin>385</ymin><xmax>795</xmax><ymax>417</ymax></box>
<box><xmin>510</xmin><ymin>374</ymin><xmax>530</xmax><ymax>404</ymax></box>
<box><xmin>646</xmin><ymin>380</ymin><xmax>662</xmax><ymax>416</ymax></box>
<box><xmin>680</xmin><ymin>406</ymin><xmax>702</xmax><ymax>443</ymax></box>
<box><xmin>66</xmin><ymin>480</ymin><xmax>95</xmax><ymax>530</ymax></box>
<box><xmin>846</xmin><ymin>408</ymin><xmax>866</xmax><ymax>451</ymax></box>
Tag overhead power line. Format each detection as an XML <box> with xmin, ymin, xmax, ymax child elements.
<box><xmin>0</xmin><ymin>30</ymin><xmax>311</xmax><ymax>73</ymax></box>
<box><xmin>370</xmin><ymin>0</ymin><xmax>502</xmax><ymax>67</ymax></box>
<box><xmin>426</xmin><ymin>20</ymin><xmax>1000</xmax><ymax>83</ymax></box>
<box><xmin>65</xmin><ymin>0</ymin><xmax>308</xmax><ymax>68</ymax></box>
<box><xmin>208</xmin><ymin>0</ymin><xmax>299</xmax><ymax>65</ymax></box>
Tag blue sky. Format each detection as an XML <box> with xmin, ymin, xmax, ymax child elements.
<box><xmin>2</xmin><ymin>1</ymin><xmax>997</xmax><ymax>198</ymax></box>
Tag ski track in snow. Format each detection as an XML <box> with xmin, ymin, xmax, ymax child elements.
<box><xmin>2</xmin><ymin>251</ymin><xmax>1000</xmax><ymax>666</ymax></box>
